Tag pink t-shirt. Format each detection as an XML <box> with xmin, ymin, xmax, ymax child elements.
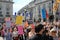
<box><xmin>18</xmin><ymin>26</ymin><xmax>24</xmax><ymax>35</ymax></box>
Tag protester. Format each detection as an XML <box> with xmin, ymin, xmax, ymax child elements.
<box><xmin>0</xmin><ymin>32</ymin><xmax>3</xmax><ymax>40</ymax></box>
<box><xmin>28</xmin><ymin>28</ymin><xmax>36</xmax><ymax>39</ymax></box>
<box><xmin>12</xmin><ymin>27</ymin><xmax>18</xmax><ymax>40</ymax></box>
<box><xmin>50</xmin><ymin>27</ymin><xmax>58</xmax><ymax>40</ymax></box>
<box><xmin>1</xmin><ymin>27</ymin><xmax>5</xmax><ymax>38</ymax></box>
<box><xmin>42</xmin><ymin>29</ymin><xmax>53</xmax><ymax>40</ymax></box>
<box><xmin>29</xmin><ymin>24</ymin><xmax>45</xmax><ymax>40</ymax></box>
<box><xmin>18</xmin><ymin>25</ymin><xmax>24</xmax><ymax>40</ymax></box>
<box><xmin>5</xmin><ymin>29</ymin><xmax>12</xmax><ymax>40</ymax></box>
<box><xmin>0</xmin><ymin>19</ymin><xmax>60</xmax><ymax>40</ymax></box>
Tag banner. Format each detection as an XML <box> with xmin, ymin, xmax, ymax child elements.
<box><xmin>26</xmin><ymin>11</ymin><xmax>30</xmax><ymax>17</ymax></box>
<box><xmin>6</xmin><ymin>21</ymin><xmax>11</xmax><ymax>28</ymax></box>
<box><xmin>15</xmin><ymin>16</ymin><xmax>23</xmax><ymax>25</ymax></box>
<box><xmin>46</xmin><ymin>10</ymin><xmax>49</xmax><ymax>19</ymax></box>
<box><xmin>22</xmin><ymin>12</ymin><xmax>24</xmax><ymax>16</ymax></box>
<box><xmin>20</xmin><ymin>12</ymin><xmax>24</xmax><ymax>16</ymax></box>
<box><xmin>42</xmin><ymin>8</ymin><xmax>46</xmax><ymax>19</ymax></box>
<box><xmin>29</xmin><ymin>11</ymin><xmax>33</xmax><ymax>20</ymax></box>
<box><xmin>53</xmin><ymin>3</ymin><xmax>58</xmax><ymax>11</ymax></box>
<box><xmin>15</xmin><ymin>12</ymin><xmax>16</xmax><ymax>16</ymax></box>
<box><xmin>26</xmin><ymin>12</ymin><xmax>30</xmax><ymax>19</ymax></box>
<box><xmin>56</xmin><ymin>0</ymin><xmax>60</xmax><ymax>3</ymax></box>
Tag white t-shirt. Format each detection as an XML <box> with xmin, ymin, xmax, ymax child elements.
<box><xmin>28</xmin><ymin>32</ymin><xmax>35</xmax><ymax>39</ymax></box>
<box><xmin>0</xmin><ymin>37</ymin><xmax>3</xmax><ymax>40</ymax></box>
<box><xmin>12</xmin><ymin>31</ymin><xmax>18</xmax><ymax>37</ymax></box>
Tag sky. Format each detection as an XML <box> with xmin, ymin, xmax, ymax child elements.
<box><xmin>13</xmin><ymin>0</ymin><xmax>32</xmax><ymax>15</ymax></box>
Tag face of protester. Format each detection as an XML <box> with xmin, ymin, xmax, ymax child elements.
<box><xmin>31</xmin><ymin>29</ymin><xmax>35</xmax><ymax>33</ymax></box>
<box><xmin>7</xmin><ymin>29</ymin><xmax>10</xmax><ymax>33</ymax></box>
<box><xmin>14</xmin><ymin>27</ymin><xmax>17</xmax><ymax>31</ymax></box>
<box><xmin>51</xmin><ymin>31</ymin><xmax>57</xmax><ymax>37</ymax></box>
<box><xmin>39</xmin><ymin>27</ymin><xmax>45</xmax><ymax>34</ymax></box>
<box><xmin>46</xmin><ymin>31</ymin><xmax>49</xmax><ymax>35</ymax></box>
<box><xmin>43</xmin><ymin>22</ymin><xmax>47</xmax><ymax>26</ymax></box>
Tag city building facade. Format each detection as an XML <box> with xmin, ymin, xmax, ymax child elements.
<box><xmin>0</xmin><ymin>0</ymin><xmax>13</xmax><ymax>23</ymax></box>
<box><xmin>18</xmin><ymin>0</ymin><xmax>60</xmax><ymax>22</ymax></box>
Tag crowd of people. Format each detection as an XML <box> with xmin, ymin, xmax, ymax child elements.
<box><xmin>0</xmin><ymin>20</ymin><xmax>60</xmax><ymax>40</ymax></box>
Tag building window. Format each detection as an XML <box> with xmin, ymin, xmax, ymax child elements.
<box><xmin>0</xmin><ymin>8</ymin><xmax>1</xmax><ymax>10</ymax></box>
<box><xmin>0</xmin><ymin>3</ymin><xmax>2</xmax><ymax>10</ymax></box>
<box><xmin>6</xmin><ymin>15</ymin><xmax>10</xmax><ymax>17</ymax></box>
<box><xmin>0</xmin><ymin>14</ymin><xmax>3</xmax><ymax>17</ymax></box>
<box><xmin>6</xmin><ymin>12</ymin><xmax>10</xmax><ymax>17</ymax></box>
<box><xmin>6</xmin><ymin>8</ymin><xmax>9</xmax><ymax>11</ymax></box>
<box><xmin>34</xmin><ymin>0</ymin><xmax>36</xmax><ymax>2</ymax></box>
<box><xmin>6</xmin><ymin>12</ymin><xmax>9</xmax><ymax>15</ymax></box>
<box><xmin>0</xmin><ymin>11</ymin><xmax>2</xmax><ymax>14</ymax></box>
<box><xmin>0</xmin><ymin>11</ymin><xmax>3</xmax><ymax>17</ymax></box>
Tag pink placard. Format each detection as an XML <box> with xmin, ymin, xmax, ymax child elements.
<box><xmin>18</xmin><ymin>26</ymin><xmax>24</xmax><ymax>35</ymax></box>
<box><xmin>5</xmin><ymin>17</ymin><xmax>10</xmax><ymax>21</ymax></box>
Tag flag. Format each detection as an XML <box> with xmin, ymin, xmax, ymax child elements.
<box><xmin>26</xmin><ymin>12</ymin><xmax>30</xmax><ymax>17</ymax></box>
<box><xmin>22</xmin><ymin>12</ymin><xmax>24</xmax><ymax>16</ymax></box>
<box><xmin>15</xmin><ymin>12</ymin><xmax>16</xmax><ymax>16</ymax></box>
<box><xmin>46</xmin><ymin>10</ymin><xmax>49</xmax><ymax>19</ymax></box>
<box><xmin>53</xmin><ymin>2</ymin><xmax>58</xmax><ymax>11</ymax></box>
<box><xmin>42</xmin><ymin>8</ymin><xmax>46</xmax><ymax>19</ymax></box>
<box><xmin>21</xmin><ymin>12</ymin><xmax>24</xmax><ymax>16</ymax></box>
<box><xmin>29</xmin><ymin>11</ymin><xmax>33</xmax><ymax>20</ymax></box>
<box><xmin>25</xmin><ymin>12</ymin><xmax>30</xmax><ymax>19</ymax></box>
<box><xmin>56</xmin><ymin>0</ymin><xmax>60</xmax><ymax>3</ymax></box>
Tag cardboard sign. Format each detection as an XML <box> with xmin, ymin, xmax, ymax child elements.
<box><xmin>15</xmin><ymin>16</ymin><xmax>23</xmax><ymax>25</ymax></box>
<box><xmin>6</xmin><ymin>21</ymin><xmax>11</xmax><ymax>28</ymax></box>
<box><xmin>5</xmin><ymin>17</ymin><xmax>10</xmax><ymax>21</ymax></box>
